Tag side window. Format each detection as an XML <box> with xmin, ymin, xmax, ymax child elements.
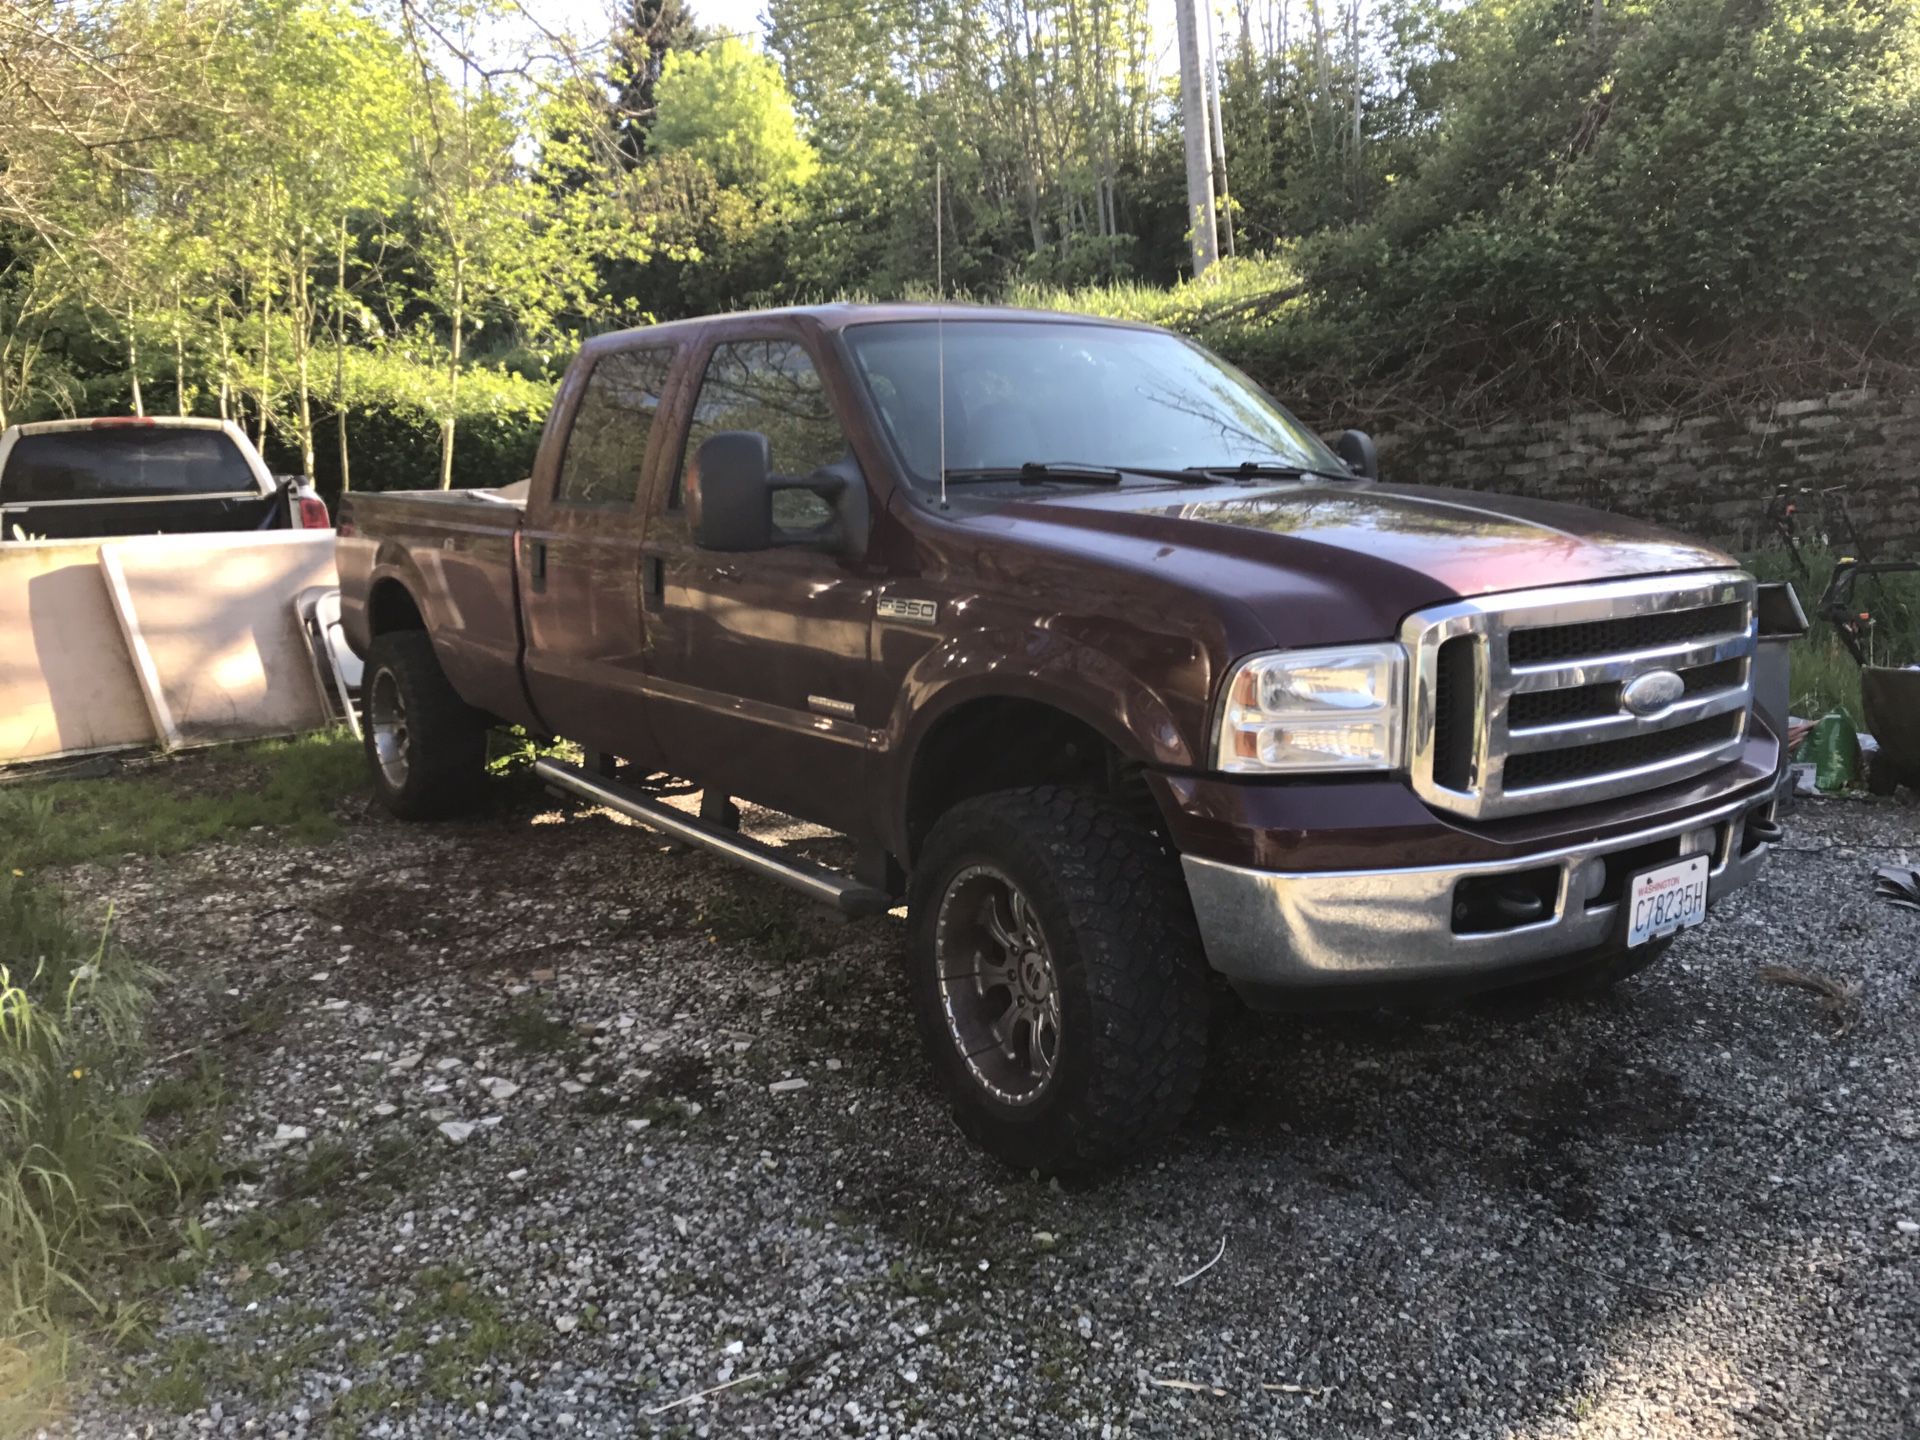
<box><xmin>677</xmin><ymin>338</ymin><xmax>847</xmax><ymax>528</ymax></box>
<box><xmin>553</xmin><ymin>346</ymin><xmax>675</xmax><ymax>507</ymax></box>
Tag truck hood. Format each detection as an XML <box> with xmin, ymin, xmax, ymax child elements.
<box><xmin>993</xmin><ymin>480</ymin><xmax>1740</xmax><ymax>646</ymax></box>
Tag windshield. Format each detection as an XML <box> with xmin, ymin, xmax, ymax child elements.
<box><xmin>841</xmin><ymin>319</ymin><xmax>1342</xmax><ymax>486</ymax></box>
<box><xmin>2</xmin><ymin>427</ymin><xmax>259</xmax><ymax>503</ymax></box>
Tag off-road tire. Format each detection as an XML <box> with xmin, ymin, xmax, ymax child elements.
<box><xmin>906</xmin><ymin>786</ymin><xmax>1211</xmax><ymax>1173</ymax></box>
<box><xmin>361</xmin><ymin>630</ymin><xmax>488</xmax><ymax>821</ymax></box>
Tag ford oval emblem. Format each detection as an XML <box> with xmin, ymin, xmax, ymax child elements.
<box><xmin>1621</xmin><ymin>669</ymin><xmax>1685</xmax><ymax>717</ymax></box>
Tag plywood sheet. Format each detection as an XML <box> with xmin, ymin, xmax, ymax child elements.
<box><xmin>100</xmin><ymin>531</ymin><xmax>338</xmax><ymax>747</ymax></box>
<box><xmin>0</xmin><ymin>540</ymin><xmax>156</xmax><ymax>764</ymax></box>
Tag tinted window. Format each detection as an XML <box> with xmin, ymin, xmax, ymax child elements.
<box><xmin>843</xmin><ymin>320</ymin><xmax>1342</xmax><ymax>485</ymax></box>
<box><xmin>554</xmin><ymin>347</ymin><xmax>676</xmax><ymax>507</ymax></box>
<box><xmin>2</xmin><ymin>427</ymin><xmax>258</xmax><ymax>502</ymax></box>
<box><xmin>678</xmin><ymin>339</ymin><xmax>848</xmax><ymax>527</ymax></box>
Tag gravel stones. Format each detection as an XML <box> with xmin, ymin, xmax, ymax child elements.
<box><xmin>50</xmin><ymin>783</ymin><xmax>1920</xmax><ymax>1438</ymax></box>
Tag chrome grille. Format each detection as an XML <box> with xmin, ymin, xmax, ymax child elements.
<box><xmin>1403</xmin><ymin>571</ymin><xmax>1757</xmax><ymax>820</ymax></box>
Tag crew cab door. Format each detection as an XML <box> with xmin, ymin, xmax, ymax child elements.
<box><xmin>518</xmin><ymin>340</ymin><xmax>683</xmax><ymax>763</ymax></box>
<box><xmin>637</xmin><ymin>323</ymin><xmax>879</xmax><ymax>833</ymax></box>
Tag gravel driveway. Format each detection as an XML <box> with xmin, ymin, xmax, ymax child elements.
<box><xmin>59</xmin><ymin>773</ymin><xmax>1920</xmax><ymax>1438</ymax></box>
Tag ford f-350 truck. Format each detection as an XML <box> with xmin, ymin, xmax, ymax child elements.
<box><xmin>337</xmin><ymin>304</ymin><xmax>1784</xmax><ymax>1171</ymax></box>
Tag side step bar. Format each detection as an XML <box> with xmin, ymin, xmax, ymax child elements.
<box><xmin>533</xmin><ymin>758</ymin><xmax>892</xmax><ymax>918</ymax></box>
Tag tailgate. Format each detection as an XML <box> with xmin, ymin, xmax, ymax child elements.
<box><xmin>2</xmin><ymin>492</ymin><xmax>285</xmax><ymax>541</ymax></box>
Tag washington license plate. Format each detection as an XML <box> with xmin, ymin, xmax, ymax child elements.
<box><xmin>1626</xmin><ymin>855</ymin><xmax>1709</xmax><ymax>947</ymax></box>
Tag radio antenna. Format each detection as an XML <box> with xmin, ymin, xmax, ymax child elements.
<box><xmin>936</xmin><ymin>158</ymin><xmax>947</xmax><ymax>510</ymax></box>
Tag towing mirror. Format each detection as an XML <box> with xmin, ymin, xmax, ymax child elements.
<box><xmin>689</xmin><ymin>430</ymin><xmax>870</xmax><ymax>562</ymax></box>
<box><xmin>1333</xmin><ymin>429</ymin><xmax>1379</xmax><ymax>480</ymax></box>
<box><xmin>689</xmin><ymin>431</ymin><xmax>773</xmax><ymax>551</ymax></box>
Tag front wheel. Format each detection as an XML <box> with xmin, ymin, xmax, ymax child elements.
<box><xmin>361</xmin><ymin>630</ymin><xmax>488</xmax><ymax>820</ymax></box>
<box><xmin>906</xmin><ymin>786</ymin><xmax>1211</xmax><ymax>1173</ymax></box>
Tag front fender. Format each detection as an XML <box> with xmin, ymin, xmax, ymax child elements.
<box><xmin>881</xmin><ymin>622</ymin><xmax>1204</xmax><ymax>854</ymax></box>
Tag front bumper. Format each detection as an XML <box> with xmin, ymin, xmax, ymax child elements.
<box><xmin>1182</xmin><ymin>791</ymin><xmax>1776</xmax><ymax>1005</ymax></box>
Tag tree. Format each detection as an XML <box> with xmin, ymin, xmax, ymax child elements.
<box><xmin>653</xmin><ymin>39</ymin><xmax>817</xmax><ymax>197</ymax></box>
<box><xmin>399</xmin><ymin>5</ymin><xmax>653</xmax><ymax>486</ymax></box>
<box><xmin>610</xmin><ymin>0</ymin><xmax>702</xmax><ymax>162</ymax></box>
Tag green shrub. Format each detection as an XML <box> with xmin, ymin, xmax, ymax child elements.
<box><xmin>0</xmin><ymin>876</ymin><xmax>168</xmax><ymax>1349</ymax></box>
<box><xmin>284</xmin><ymin>349</ymin><xmax>556</xmax><ymax>501</ymax></box>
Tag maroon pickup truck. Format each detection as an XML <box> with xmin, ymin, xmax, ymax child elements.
<box><xmin>337</xmin><ymin>303</ymin><xmax>1785</xmax><ymax>1171</ymax></box>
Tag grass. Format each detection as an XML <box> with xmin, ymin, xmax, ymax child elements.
<box><xmin>0</xmin><ymin>730</ymin><xmax>364</xmax><ymax>872</ymax></box>
<box><xmin>0</xmin><ymin>875</ymin><xmax>195</xmax><ymax>1433</ymax></box>
<box><xmin>0</xmin><ymin>731</ymin><xmax>368</xmax><ymax>1433</ymax></box>
<box><xmin>1009</xmin><ymin>255</ymin><xmax>1310</xmax><ymax>372</ymax></box>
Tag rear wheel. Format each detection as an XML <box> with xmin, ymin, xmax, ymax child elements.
<box><xmin>362</xmin><ymin>631</ymin><xmax>488</xmax><ymax>820</ymax></box>
<box><xmin>906</xmin><ymin>786</ymin><xmax>1210</xmax><ymax>1173</ymax></box>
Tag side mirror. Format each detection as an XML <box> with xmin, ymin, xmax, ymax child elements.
<box><xmin>688</xmin><ymin>430</ymin><xmax>871</xmax><ymax>561</ymax></box>
<box><xmin>689</xmin><ymin>431</ymin><xmax>772</xmax><ymax>551</ymax></box>
<box><xmin>1333</xmin><ymin>429</ymin><xmax>1379</xmax><ymax>480</ymax></box>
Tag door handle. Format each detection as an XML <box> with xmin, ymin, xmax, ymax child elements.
<box><xmin>529</xmin><ymin>539</ymin><xmax>548</xmax><ymax>594</ymax></box>
<box><xmin>646</xmin><ymin>554</ymin><xmax>665</xmax><ymax>599</ymax></box>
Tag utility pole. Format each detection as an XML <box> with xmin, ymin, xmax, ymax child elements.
<box><xmin>1203</xmin><ymin>0</ymin><xmax>1235</xmax><ymax>259</ymax></box>
<box><xmin>1172</xmin><ymin>0</ymin><xmax>1219</xmax><ymax>277</ymax></box>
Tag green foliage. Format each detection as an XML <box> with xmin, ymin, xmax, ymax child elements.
<box><xmin>0</xmin><ymin>734</ymin><xmax>376</xmax><ymax>1424</ymax></box>
<box><xmin>1740</xmin><ymin>543</ymin><xmax>1920</xmax><ymax>726</ymax></box>
<box><xmin>0</xmin><ymin>731</ymin><xmax>364</xmax><ymax>872</ymax></box>
<box><xmin>1297</xmin><ymin>0</ymin><xmax>1920</xmax><ymax>378</ymax></box>
<box><xmin>0</xmin><ymin>875</ymin><xmax>175</xmax><ymax>1426</ymax></box>
<box><xmin>300</xmin><ymin>350</ymin><xmax>553</xmax><ymax>497</ymax></box>
<box><xmin>6</xmin><ymin>0</ymin><xmax>1919</xmax><ymax>450</ymax></box>
<box><xmin>655</xmin><ymin>39</ymin><xmax>817</xmax><ymax>196</ymax></box>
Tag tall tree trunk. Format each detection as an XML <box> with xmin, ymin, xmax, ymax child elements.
<box><xmin>172</xmin><ymin>286</ymin><xmax>187</xmax><ymax>416</ymax></box>
<box><xmin>1349</xmin><ymin>0</ymin><xmax>1363</xmax><ymax>212</ymax></box>
<box><xmin>127</xmin><ymin>302</ymin><xmax>145</xmax><ymax>417</ymax></box>
<box><xmin>217</xmin><ymin>308</ymin><xmax>232</xmax><ymax>422</ymax></box>
<box><xmin>439</xmin><ymin>258</ymin><xmax>463</xmax><ymax>491</ymax></box>
<box><xmin>257</xmin><ymin>288</ymin><xmax>273</xmax><ymax>450</ymax></box>
<box><xmin>295</xmin><ymin>245</ymin><xmax>316</xmax><ymax>479</ymax></box>
<box><xmin>335</xmin><ymin>218</ymin><xmax>352</xmax><ymax>493</ymax></box>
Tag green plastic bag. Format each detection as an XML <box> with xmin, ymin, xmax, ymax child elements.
<box><xmin>1798</xmin><ymin>710</ymin><xmax>1861</xmax><ymax>792</ymax></box>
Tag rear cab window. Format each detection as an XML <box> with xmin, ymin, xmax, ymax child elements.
<box><xmin>1</xmin><ymin>427</ymin><xmax>260</xmax><ymax>503</ymax></box>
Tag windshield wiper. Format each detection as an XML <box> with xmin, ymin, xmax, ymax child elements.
<box><xmin>945</xmin><ymin>461</ymin><xmax>1226</xmax><ymax>488</ymax></box>
<box><xmin>942</xmin><ymin>462</ymin><xmax>1124</xmax><ymax>487</ymax></box>
<box><xmin>1187</xmin><ymin>461</ymin><xmax>1359</xmax><ymax>483</ymax></box>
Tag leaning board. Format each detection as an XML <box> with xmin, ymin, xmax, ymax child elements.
<box><xmin>0</xmin><ymin>539</ymin><xmax>157</xmax><ymax>763</ymax></box>
<box><xmin>98</xmin><ymin>531</ymin><xmax>338</xmax><ymax>748</ymax></box>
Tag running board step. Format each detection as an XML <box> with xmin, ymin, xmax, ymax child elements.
<box><xmin>533</xmin><ymin>758</ymin><xmax>892</xmax><ymax>918</ymax></box>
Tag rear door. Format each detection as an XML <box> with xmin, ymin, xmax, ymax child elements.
<box><xmin>637</xmin><ymin>322</ymin><xmax>880</xmax><ymax>832</ymax></box>
<box><xmin>518</xmin><ymin>340</ymin><xmax>683</xmax><ymax>762</ymax></box>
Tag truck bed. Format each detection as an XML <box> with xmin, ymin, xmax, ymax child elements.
<box><xmin>346</xmin><ymin>483</ymin><xmax>527</xmax><ymax>528</ymax></box>
<box><xmin>336</xmin><ymin>484</ymin><xmax>532</xmax><ymax>727</ymax></box>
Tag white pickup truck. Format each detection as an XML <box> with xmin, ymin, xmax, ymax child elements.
<box><xmin>0</xmin><ymin>416</ymin><xmax>330</xmax><ymax>541</ymax></box>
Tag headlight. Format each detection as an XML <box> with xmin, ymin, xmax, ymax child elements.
<box><xmin>1215</xmin><ymin>643</ymin><xmax>1406</xmax><ymax>774</ymax></box>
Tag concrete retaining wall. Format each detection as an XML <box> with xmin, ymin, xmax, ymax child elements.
<box><xmin>1374</xmin><ymin>388</ymin><xmax>1920</xmax><ymax>552</ymax></box>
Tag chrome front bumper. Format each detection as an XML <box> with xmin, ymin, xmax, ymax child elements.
<box><xmin>1181</xmin><ymin>794</ymin><xmax>1775</xmax><ymax>1000</ymax></box>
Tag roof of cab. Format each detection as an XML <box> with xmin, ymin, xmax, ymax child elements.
<box><xmin>6</xmin><ymin>416</ymin><xmax>236</xmax><ymax>438</ymax></box>
<box><xmin>583</xmin><ymin>301</ymin><xmax>1163</xmax><ymax>349</ymax></box>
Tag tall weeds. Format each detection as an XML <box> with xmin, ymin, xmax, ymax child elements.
<box><xmin>0</xmin><ymin>873</ymin><xmax>172</xmax><ymax>1424</ymax></box>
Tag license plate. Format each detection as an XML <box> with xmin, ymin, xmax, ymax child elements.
<box><xmin>1626</xmin><ymin>855</ymin><xmax>1709</xmax><ymax>947</ymax></box>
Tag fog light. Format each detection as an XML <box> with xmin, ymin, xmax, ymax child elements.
<box><xmin>1574</xmin><ymin>856</ymin><xmax>1607</xmax><ymax>899</ymax></box>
